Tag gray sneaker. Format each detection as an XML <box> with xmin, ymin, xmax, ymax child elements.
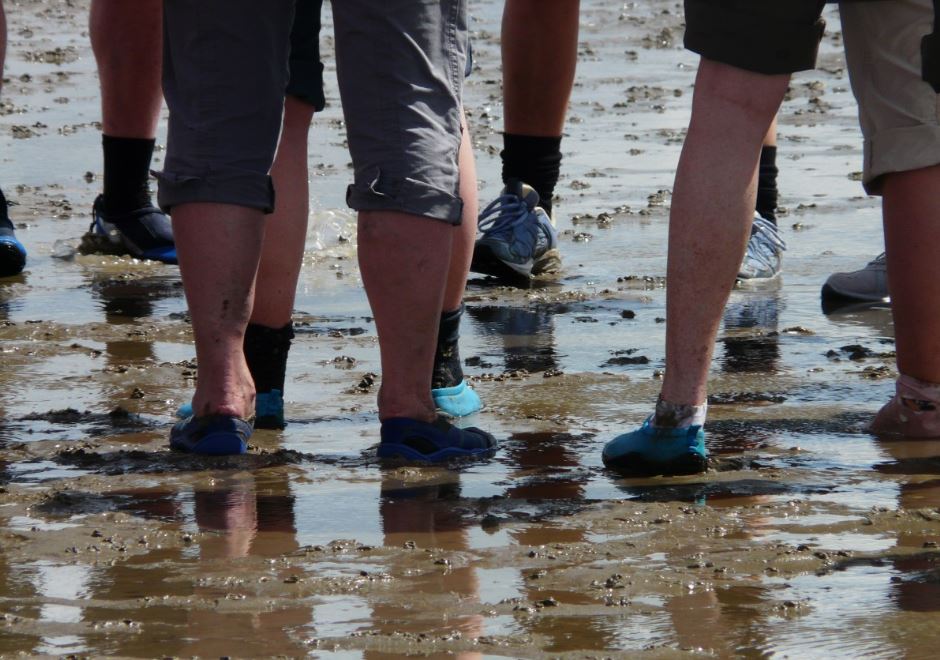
<box><xmin>737</xmin><ymin>214</ymin><xmax>786</xmax><ymax>283</ymax></box>
<box><xmin>472</xmin><ymin>180</ymin><xmax>560</xmax><ymax>281</ymax></box>
<box><xmin>822</xmin><ymin>253</ymin><xmax>889</xmax><ymax>302</ymax></box>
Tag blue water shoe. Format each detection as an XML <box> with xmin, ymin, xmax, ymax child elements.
<box><xmin>603</xmin><ymin>416</ymin><xmax>707</xmax><ymax>476</ymax></box>
<box><xmin>92</xmin><ymin>195</ymin><xmax>177</xmax><ymax>264</ymax></box>
<box><xmin>379</xmin><ymin>416</ymin><xmax>497</xmax><ymax>462</ymax></box>
<box><xmin>169</xmin><ymin>414</ymin><xmax>252</xmax><ymax>455</ymax></box>
<box><xmin>177</xmin><ymin>390</ymin><xmax>284</xmax><ymax>430</ymax></box>
<box><xmin>432</xmin><ymin>380</ymin><xmax>482</xmax><ymax>417</ymax></box>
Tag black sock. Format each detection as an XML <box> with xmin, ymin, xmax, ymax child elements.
<box><xmin>102</xmin><ymin>135</ymin><xmax>156</xmax><ymax>216</ymax></box>
<box><xmin>756</xmin><ymin>145</ymin><xmax>778</xmax><ymax>224</ymax></box>
<box><xmin>432</xmin><ymin>305</ymin><xmax>465</xmax><ymax>390</ymax></box>
<box><xmin>243</xmin><ymin>322</ymin><xmax>294</xmax><ymax>394</ymax></box>
<box><xmin>500</xmin><ymin>133</ymin><xmax>563</xmax><ymax>216</ymax></box>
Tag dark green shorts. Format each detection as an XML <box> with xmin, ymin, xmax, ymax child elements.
<box><xmin>683</xmin><ymin>0</ymin><xmax>827</xmax><ymax>74</ymax></box>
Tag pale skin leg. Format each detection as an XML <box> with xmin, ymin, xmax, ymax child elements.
<box><xmin>181</xmin><ymin>98</ymin><xmax>465</xmax><ymax>421</ymax></box>
<box><xmin>882</xmin><ymin>163</ymin><xmax>940</xmax><ymax>383</ymax></box>
<box><xmin>90</xmin><ymin>0</ymin><xmax>163</xmax><ymax>139</ymax></box>
<box><xmin>250</xmin><ymin>95</ymin><xmax>316</xmax><ymax>328</ymax></box>
<box><xmin>173</xmin><ymin>204</ymin><xmax>263</xmax><ymax>419</ymax></box>
<box><xmin>765</xmin><ymin>117</ymin><xmax>777</xmax><ymax>148</ymax></box>
<box><xmin>442</xmin><ymin>112</ymin><xmax>477</xmax><ymax>312</ymax></box>
<box><xmin>254</xmin><ymin>100</ymin><xmax>469</xmax><ymax>359</ymax></box>
<box><xmin>359</xmin><ymin>212</ymin><xmax>454</xmax><ymax>422</ymax></box>
<box><xmin>501</xmin><ymin>0</ymin><xmax>579</xmax><ymax>137</ymax></box>
<box><xmin>660</xmin><ymin>59</ymin><xmax>789</xmax><ymax>406</ymax></box>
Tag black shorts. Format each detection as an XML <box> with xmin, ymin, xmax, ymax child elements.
<box><xmin>287</xmin><ymin>0</ymin><xmax>326</xmax><ymax>111</ymax></box>
<box><xmin>683</xmin><ymin>0</ymin><xmax>827</xmax><ymax>75</ymax></box>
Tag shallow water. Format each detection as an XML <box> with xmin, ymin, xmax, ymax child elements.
<box><xmin>2</xmin><ymin>0</ymin><xmax>940</xmax><ymax>658</ymax></box>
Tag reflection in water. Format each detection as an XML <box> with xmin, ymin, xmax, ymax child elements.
<box><xmin>90</xmin><ymin>273</ymin><xmax>183</xmax><ymax>367</ymax></box>
<box><xmin>616</xmin><ymin>477</ymin><xmax>794</xmax><ymax>507</ymax></box>
<box><xmin>380</xmin><ymin>475</ymin><xmax>466</xmax><ymax>549</ymax></box>
<box><xmin>656</xmin><ymin>584</ymin><xmax>820</xmax><ymax>657</ymax></box>
<box><xmin>466</xmin><ymin>304</ymin><xmax>559</xmax><ymax>374</ymax></box>
<box><xmin>78</xmin><ymin>472</ymin><xmax>310</xmax><ymax>657</ymax></box>
<box><xmin>374</xmin><ymin>474</ymin><xmax>484</xmax><ymax>650</ymax></box>
<box><xmin>721</xmin><ymin>290</ymin><xmax>781</xmax><ymax>374</ymax></box>
<box><xmin>88</xmin><ymin>273</ymin><xmax>182</xmax><ymax>324</ymax></box>
<box><xmin>377</xmin><ymin>466</ymin><xmax>616</xmax><ymax>654</ymax></box>
<box><xmin>821</xmin><ymin>298</ymin><xmax>894</xmax><ymax>339</ymax></box>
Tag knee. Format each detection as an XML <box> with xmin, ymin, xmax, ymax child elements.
<box><xmin>695</xmin><ymin>57</ymin><xmax>790</xmax><ymax>122</ymax></box>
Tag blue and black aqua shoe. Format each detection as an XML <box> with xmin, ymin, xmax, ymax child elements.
<box><xmin>0</xmin><ymin>189</ymin><xmax>26</xmax><ymax>277</ymax></box>
<box><xmin>177</xmin><ymin>390</ymin><xmax>285</xmax><ymax>430</ymax></box>
<box><xmin>0</xmin><ymin>222</ymin><xmax>26</xmax><ymax>277</ymax></box>
<box><xmin>170</xmin><ymin>414</ymin><xmax>253</xmax><ymax>456</ymax></box>
<box><xmin>378</xmin><ymin>416</ymin><xmax>497</xmax><ymax>463</ymax></box>
<box><xmin>602</xmin><ymin>416</ymin><xmax>707</xmax><ymax>476</ymax></box>
<box><xmin>91</xmin><ymin>195</ymin><xmax>177</xmax><ymax>264</ymax></box>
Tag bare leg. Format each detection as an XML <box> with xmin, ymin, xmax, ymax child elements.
<box><xmin>502</xmin><ymin>0</ymin><xmax>579</xmax><ymax>137</ymax></box>
<box><xmin>358</xmin><ymin>212</ymin><xmax>453</xmax><ymax>422</ymax></box>
<box><xmin>869</xmin><ymin>164</ymin><xmax>940</xmax><ymax>437</ymax></box>
<box><xmin>763</xmin><ymin>116</ymin><xmax>777</xmax><ymax>148</ymax></box>
<box><xmin>442</xmin><ymin>111</ymin><xmax>477</xmax><ymax>312</ymax></box>
<box><xmin>495</xmin><ymin>0</ymin><xmax>579</xmax><ymax>221</ymax></box>
<box><xmin>882</xmin><ymin>164</ymin><xmax>940</xmax><ymax>382</ymax></box>
<box><xmin>89</xmin><ymin>0</ymin><xmax>174</xmax><ymax>264</ymax></box>
<box><xmin>474</xmin><ymin>0</ymin><xmax>577</xmax><ymax>283</ymax></box>
<box><xmin>251</xmin><ymin>96</ymin><xmax>316</xmax><ymax>327</ymax></box>
<box><xmin>90</xmin><ymin>0</ymin><xmax>162</xmax><ymax>139</ymax></box>
<box><xmin>173</xmin><ymin>204</ymin><xmax>263</xmax><ymax>420</ymax></box>
<box><xmin>661</xmin><ymin>59</ymin><xmax>789</xmax><ymax>406</ymax></box>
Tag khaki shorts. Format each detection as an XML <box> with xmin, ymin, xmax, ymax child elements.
<box><xmin>841</xmin><ymin>0</ymin><xmax>940</xmax><ymax>194</ymax></box>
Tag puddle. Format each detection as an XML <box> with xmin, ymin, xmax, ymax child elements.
<box><xmin>3</xmin><ymin>1</ymin><xmax>940</xmax><ymax>658</ymax></box>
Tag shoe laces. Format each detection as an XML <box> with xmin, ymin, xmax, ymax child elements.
<box><xmin>745</xmin><ymin>216</ymin><xmax>786</xmax><ymax>267</ymax></box>
<box><xmin>478</xmin><ymin>193</ymin><xmax>535</xmax><ymax>241</ymax></box>
<box><xmin>868</xmin><ymin>252</ymin><xmax>887</xmax><ymax>268</ymax></box>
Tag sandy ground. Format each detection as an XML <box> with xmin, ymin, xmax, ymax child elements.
<box><xmin>3</xmin><ymin>0</ymin><xmax>940</xmax><ymax>658</ymax></box>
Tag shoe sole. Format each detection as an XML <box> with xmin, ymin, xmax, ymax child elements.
<box><xmin>603</xmin><ymin>451</ymin><xmax>707</xmax><ymax>477</ymax></box>
<box><xmin>92</xmin><ymin>215</ymin><xmax>178</xmax><ymax>265</ymax></box>
<box><xmin>171</xmin><ymin>431</ymin><xmax>248</xmax><ymax>456</ymax></box>
<box><xmin>471</xmin><ymin>247</ymin><xmax>562</xmax><ymax>283</ymax></box>
<box><xmin>820</xmin><ymin>282</ymin><xmax>889</xmax><ymax>304</ymax></box>
<box><xmin>734</xmin><ymin>271</ymin><xmax>782</xmax><ymax>289</ymax></box>
<box><xmin>533</xmin><ymin>249</ymin><xmax>562</xmax><ymax>276</ymax></box>
<box><xmin>0</xmin><ymin>241</ymin><xmax>26</xmax><ymax>277</ymax></box>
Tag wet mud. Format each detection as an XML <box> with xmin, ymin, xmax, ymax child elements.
<box><xmin>3</xmin><ymin>0</ymin><xmax>940</xmax><ymax>657</ymax></box>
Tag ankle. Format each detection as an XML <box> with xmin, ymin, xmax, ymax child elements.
<box><xmin>191</xmin><ymin>366</ymin><xmax>255</xmax><ymax>419</ymax></box>
<box><xmin>652</xmin><ymin>396</ymin><xmax>707</xmax><ymax>429</ymax></box>
<box><xmin>244</xmin><ymin>321</ymin><xmax>293</xmax><ymax>393</ymax></box>
<box><xmin>101</xmin><ymin>135</ymin><xmax>157</xmax><ymax>215</ymax></box>
<box><xmin>431</xmin><ymin>305</ymin><xmax>465</xmax><ymax>390</ymax></box>
<box><xmin>190</xmin><ymin>396</ymin><xmax>254</xmax><ymax>420</ymax></box>
<box><xmin>378</xmin><ymin>390</ymin><xmax>437</xmax><ymax>424</ymax></box>
<box><xmin>896</xmin><ymin>373</ymin><xmax>940</xmax><ymax>408</ymax></box>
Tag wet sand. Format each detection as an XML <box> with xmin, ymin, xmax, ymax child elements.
<box><xmin>3</xmin><ymin>1</ymin><xmax>940</xmax><ymax>657</ymax></box>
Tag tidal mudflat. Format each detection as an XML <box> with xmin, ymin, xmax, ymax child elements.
<box><xmin>2</xmin><ymin>1</ymin><xmax>938</xmax><ymax>657</ymax></box>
